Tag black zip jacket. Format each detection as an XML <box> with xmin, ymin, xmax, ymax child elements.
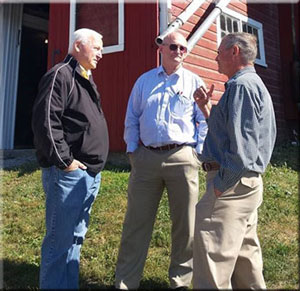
<box><xmin>32</xmin><ymin>55</ymin><xmax>109</xmax><ymax>173</ymax></box>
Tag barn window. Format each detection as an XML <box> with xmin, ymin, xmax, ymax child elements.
<box><xmin>217</xmin><ymin>7</ymin><xmax>266</xmax><ymax>67</ymax></box>
<box><xmin>69</xmin><ymin>0</ymin><xmax>124</xmax><ymax>54</ymax></box>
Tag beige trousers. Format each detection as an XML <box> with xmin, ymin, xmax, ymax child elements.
<box><xmin>193</xmin><ymin>170</ymin><xmax>266</xmax><ymax>290</ymax></box>
<box><xmin>115</xmin><ymin>145</ymin><xmax>201</xmax><ymax>289</ymax></box>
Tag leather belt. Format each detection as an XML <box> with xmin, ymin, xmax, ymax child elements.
<box><xmin>145</xmin><ymin>144</ymin><xmax>183</xmax><ymax>151</ymax></box>
<box><xmin>202</xmin><ymin>161</ymin><xmax>220</xmax><ymax>172</ymax></box>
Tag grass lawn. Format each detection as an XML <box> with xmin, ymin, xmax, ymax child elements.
<box><xmin>1</xmin><ymin>144</ymin><xmax>299</xmax><ymax>289</ymax></box>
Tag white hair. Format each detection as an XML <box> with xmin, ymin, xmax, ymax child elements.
<box><xmin>68</xmin><ymin>28</ymin><xmax>103</xmax><ymax>53</ymax></box>
<box><xmin>222</xmin><ymin>33</ymin><xmax>257</xmax><ymax>65</ymax></box>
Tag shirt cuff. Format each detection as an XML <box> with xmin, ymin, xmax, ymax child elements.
<box><xmin>195</xmin><ymin>143</ymin><xmax>203</xmax><ymax>155</ymax></box>
<box><xmin>126</xmin><ymin>142</ymin><xmax>138</xmax><ymax>153</ymax></box>
<box><xmin>57</xmin><ymin>158</ymin><xmax>73</xmax><ymax>170</ymax></box>
<box><xmin>213</xmin><ymin>173</ymin><xmax>228</xmax><ymax>193</ymax></box>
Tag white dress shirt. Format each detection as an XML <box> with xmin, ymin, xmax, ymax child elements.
<box><xmin>124</xmin><ymin>65</ymin><xmax>208</xmax><ymax>154</ymax></box>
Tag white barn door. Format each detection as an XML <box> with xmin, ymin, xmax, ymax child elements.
<box><xmin>0</xmin><ymin>4</ymin><xmax>23</xmax><ymax>149</ymax></box>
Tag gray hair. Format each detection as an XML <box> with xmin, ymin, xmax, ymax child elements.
<box><xmin>68</xmin><ymin>28</ymin><xmax>103</xmax><ymax>53</ymax></box>
<box><xmin>222</xmin><ymin>33</ymin><xmax>257</xmax><ymax>65</ymax></box>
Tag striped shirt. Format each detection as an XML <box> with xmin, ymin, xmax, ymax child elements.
<box><xmin>201</xmin><ymin>66</ymin><xmax>277</xmax><ymax>192</ymax></box>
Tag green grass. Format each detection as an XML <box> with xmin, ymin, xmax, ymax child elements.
<box><xmin>1</xmin><ymin>144</ymin><xmax>299</xmax><ymax>289</ymax></box>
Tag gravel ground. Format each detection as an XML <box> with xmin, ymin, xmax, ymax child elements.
<box><xmin>0</xmin><ymin>149</ymin><xmax>129</xmax><ymax>170</ymax></box>
<box><xmin>0</xmin><ymin>149</ymin><xmax>37</xmax><ymax>169</ymax></box>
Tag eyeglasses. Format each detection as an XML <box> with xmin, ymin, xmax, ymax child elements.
<box><xmin>163</xmin><ymin>43</ymin><xmax>187</xmax><ymax>52</ymax></box>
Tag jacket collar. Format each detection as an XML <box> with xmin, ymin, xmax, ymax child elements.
<box><xmin>63</xmin><ymin>54</ymin><xmax>78</xmax><ymax>69</ymax></box>
<box><xmin>64</xmin><ymin>54</ymin><xmax>94</xmax><ymax>81</ymax></box>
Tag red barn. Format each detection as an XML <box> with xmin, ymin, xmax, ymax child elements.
<box><xmin>0</xmin><ymin>0</ymin><xmax>299</xmax><ymax>151</ymax></box>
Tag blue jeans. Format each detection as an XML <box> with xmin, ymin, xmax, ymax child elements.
<box><xmin>40</xmin><ymin>166</ymin><xmax>101</xmax><ymax>289</ymax></box>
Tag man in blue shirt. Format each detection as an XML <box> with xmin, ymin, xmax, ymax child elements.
<box><xmin>193</xmin><ymin>32</ymin><xmax>276</xmax><ymax>289</ymax></box>
<box><xmin>114</xmin><ymin>32</ymin><xmax>207</xmax><ymax>290</ymax></box>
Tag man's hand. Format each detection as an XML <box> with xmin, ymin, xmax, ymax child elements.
<box><xmin>214</xmin><ymin>187</ymin><xmax>222</xmax><ymax>197</ymax></box>
<box><xmin>64</xmin><ymin>159</ymin><xmax>87</xmax><ymax>172</ymax></box>
<box><xmin>194</xmin><ymin>84</ymin><xmax>214</xmax><ymax>119</ymax></box>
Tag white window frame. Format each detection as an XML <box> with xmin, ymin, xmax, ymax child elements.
<box><xmin>69</xmin><ymin>0</ymin><xmax>124</xmax><ymax>54</ymax></box>
<box><xmin>216</xmin><ymin>7</ymin><xmax>267</xmax><ymax>67</ymax></box>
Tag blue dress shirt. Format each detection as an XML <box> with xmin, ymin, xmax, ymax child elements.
<box><xmin>201</xmin><ymin>66</ymin><xmax>277</xmax><ymax>192</ymax></box>
<box><xmin>124</xmin><ymin>65</ymin><xmax>208</xmax><ymax>154</ymax></box>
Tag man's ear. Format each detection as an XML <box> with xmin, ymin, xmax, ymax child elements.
<box><xmin>232</xmin><ymin>45</ymin><xmax>239</xmax><ymax>56</ymax></box>
<box><xmin>74</xmin><ymin>41</ymin><xmax>81</xmax><ymax>53</ymax></box>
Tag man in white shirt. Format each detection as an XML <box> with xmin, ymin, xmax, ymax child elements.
<box><xmin>115</xmin><ymin>31</ymin><xmax>207</xmax><ymax>290</ymax></box>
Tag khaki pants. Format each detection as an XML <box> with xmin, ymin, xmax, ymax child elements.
<box><xmin>193</xmin><ymin>170</ymin><xmax>266</xmax><ymax>289</ymax></box>
<box><xmin>115</xmin><ymin>145</ymin><xmax>200</xmax><ymax>289</ymax></box>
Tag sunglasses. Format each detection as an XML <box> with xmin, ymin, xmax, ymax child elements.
<box><xmin>164</xmin><ymin>43</ymin><xmax>187</xmax><ymax>52</ymax></box>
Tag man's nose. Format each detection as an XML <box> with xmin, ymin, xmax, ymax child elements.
<box><xmin>97</xmin><ymin>50</ymin><xmax>102</xmax><ymax>58</ymax></box>
<box><xmin>176</xmin><ymin>46</ymin><xmax>183</xmax><ymax>53</ymax></box>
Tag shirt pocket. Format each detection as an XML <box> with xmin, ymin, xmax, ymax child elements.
<box><xmin>169</xmin><ymin>94</ymin><xmax>194</xmax><ymax>118</ymax></box>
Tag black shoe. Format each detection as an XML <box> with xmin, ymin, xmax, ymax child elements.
<box><xmin>175</xmin><ymin>287</ymin><xmax>188</xmax><ymax>291</ymax></box>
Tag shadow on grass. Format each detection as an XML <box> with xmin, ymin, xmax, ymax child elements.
<box><xmin>4</xmin><ymin>159</ymin><xmax>130</xmax><ymax>176</ymax></box>
<box><xmin>17</xmin><ymin>161</ymin><xmax>40</xmax><ymax>176</ymax></box>
<box><xmin>270</xmin><ymin>143</ymin><xmax>300</xmax><ymax>171</ymax></box>
<box><xmin>139</xmin><ymin>278</ymin><xmax>170</xmax><ymax>290</ymax></box>
<box><xmin>3</xmin><ymin>161</ymin><xmax>40</xmax><ymax>177</ymax></box>
<box><xmin>3</xmin><ymin>259</ymin><xmax>169</xmax><ymax>290</ymax></box>
<box><xmin>83</xmin><ymin>278</ymin><xmax>170</xmax><ymax>290</ymax></box>
<box><xmin>3</xmin><ymin>259</ymin><xmax>111</xmax><ymax>289</ymax></box>
<box><xmin>3</xmin><ymin>259</ymin><xmax>39</xmax><ymax>289</ymax></box>
<box><xmin>104</xmin><ymin>162</ymin><xmax>131</xmax><ymax>173</ymax></box>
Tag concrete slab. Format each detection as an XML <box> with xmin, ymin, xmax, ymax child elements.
<box><xmin>0</xmin><ymin>149</ymin><xmax>129</xmax><ymax>170</ymax></box>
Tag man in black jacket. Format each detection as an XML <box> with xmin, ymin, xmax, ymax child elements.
<box><xmin>32</xmin><ymin>28</ymin><xmax>109</xmax><ymax>289</ymax></box>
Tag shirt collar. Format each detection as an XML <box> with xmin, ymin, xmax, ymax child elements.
<box><xmin>79</xmin><ymin>65</ymin><xmax>91</xmax><ymax>79</ymax></box>
<box><xmin>157</xmin><ymin>65</ymin><xmax>183</xmax><ymax>77</ymax></box>
<box><xmin>226</xmin><ymin>66</ymin><xmax>256</xmax><ymax>87</ymax></box>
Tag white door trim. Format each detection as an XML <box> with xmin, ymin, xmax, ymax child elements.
<box><xmin>0</xmin><ymin>3</ymin><xmax>23</xmax><ymax>149</ymax></box>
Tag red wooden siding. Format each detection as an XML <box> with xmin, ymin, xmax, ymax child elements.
<box><xmin>48</xmin><ymin>3</ymin><xmax>70</xmax><ymax>69</ymax></box>
<box><xmin>96</xmin><ymin>3</ymin><xmax>159</xmax><ymax>151</ymax></box>
<box><xmin>247</xmin><ymin>3</ymin><xmax>287</xmax><ymax>141</ymax></box>
<box><xmin>172</xmin><ymin>0</ymin><xmax>288</xmax><ymax>141</ymax></box>
<box><xmin>278</xmin><ymin>3</ymin><xmax>299</xmax><ymax>126</ymax></box>
<box><xmin>173</xmin><ymin>0</ymin><xmax>224</xmax><ymax>102</ymax></box>
<box><xmin>46</xmin><ymin>0</ymin><xmax>294</xmax><ymax>150</ymax></box>
<box><xmin>47</xmin><ymin>2</ymin><xmax>159</xmax><ymax>152</ymax></box>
